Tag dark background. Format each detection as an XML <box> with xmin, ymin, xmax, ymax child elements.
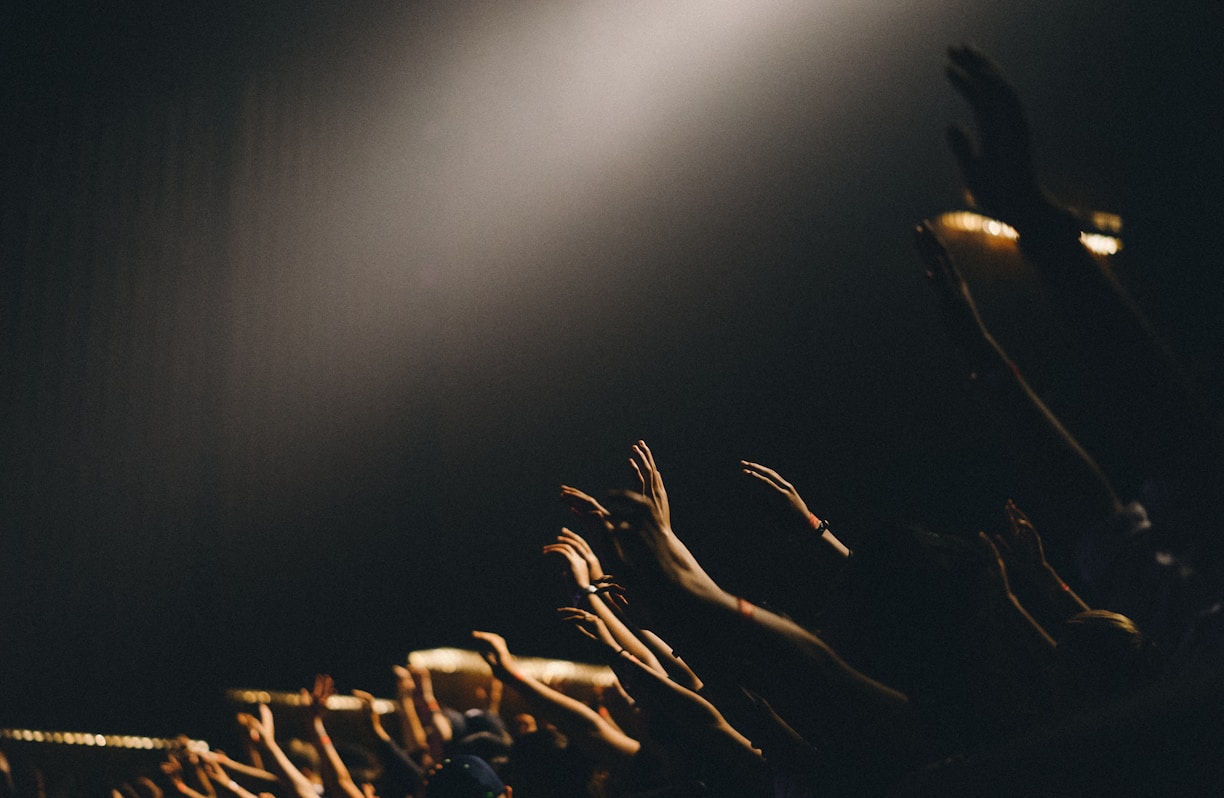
<box><xmin>2</xmin><ymin>0</ymin><xmax>1222</xmax><ymax>743</ymax></box>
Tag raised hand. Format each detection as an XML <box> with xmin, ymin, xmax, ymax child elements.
<box><xmin>995</xmin><ymin>499</ymin><xmax>1048</xmax><ymax>578</ymax></box>
<box><xmin>558</xmin><ymin>527</ymin><xmax>606</xmax><ymax>583</ymax></box>
<box><xmin>741</xmin><ymin>460</ymin><xmax>850</xmax><ymax>556</ymax></box>
<box><xmin>978</xmin><ymin>531</ymin><xmax>1017</xmax><ymax>605</ymax></box>
<box><xmin>471</xmin><ymin>631</ymin><xmax>522</xmax><ymax>683</ymax></box>
<box><xmin>408</xmin><ymin>664</ymin><xmax>438</xmax><ymax>706</ymax></box>
<box><xmin>560</xmin><ymin>485</ymin><xmax>611</xmax><ymax>522</ymax></box>
<box><xmin>162</xmin><ymin>756</ymin><xmax>207</xmax><ymax>798</ymax></box>
<box><xmin>603</xmin><ymin>490</ymin><xmax>719</xmax><ymax>603</ymax></box>
<box><xmin>543</xmin><ymin>536</ymin><xmax>592</xmax><ymax>591</ymax></box>
<box><xmin>392</xmin><ymin>664</ymin><xmax>416</xmax><ymax>697</ymax></box>
<box><xmin>998</xmin><ymin>500</ymin><xmax>1091</xmax><ymax>619</ymax></box>
<box><xmin>740</xmin><ymin>460</ymin><xmax>814</xmax><ymax>527</ymax></box>
<box><xmin>302</xmin><ymin>673</ymin><xmax>335</xmax><ymax>717</ymax></box>
<box><xmin>629</xmin><ymin>440</ymin><xmax>671</xmax><ymax>527</ymax></box>
<box><xmin>557</xmin><ymin>607</ymin><xmax>620</xmax><ymax>652</ymax></box>
<box><xmin>254</xmin><ymin>705</ymin><xmax>276</xmax><ymax>744</ymax></box>
<box><xmin>352</xmin><ymin>690</ymin><xmax>391</xmax><ymax>742</ymax></box>
<box><xmin>945</xmin><ymin>45</ymin><xmax>1056</xmax><ymax>227</ymax></box>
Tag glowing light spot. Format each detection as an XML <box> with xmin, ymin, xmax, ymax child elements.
<box><xmin>1090</xmin><ymin>211</ymin><xmax>1123</xmax><ymax>234</ymax></box>
<box><xmin>937</xmin><ymin>210</ymin><xmax>1120</xmax><ymax>255</ymax></box>
<box><xmin>1080</xmin><ymin>232</ymin><xmax>1120</xmax><ymax>255</ymax></box>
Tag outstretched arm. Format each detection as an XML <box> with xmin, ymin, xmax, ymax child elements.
<box><xmin>916</xmin><ymin>220</ymin><xmax>1121</xmax><ymax>530</ymax></box>
<box><xmin>390</xmin><ymin>663</ymin><xmax>431</xmax><ymax>764</ymax></box>
<box><xmin>471</xmin><ymin>630</ymin><xmax>641</xmax><ymax>768</ymax></box>
<box><xmin>302</xmin><ymin>675</ymin><xmax>365</xmax><ymax>798</ymax></box>
<box><xmin>408</xmin><ymin>664</ymin><xmax>452</xmax><ymax>763</ymax></box>
<box><xmin>244</xmin><ymin>706</ymin><xmax>318</xmax><ymax>798</ymax></box>
<box><xmin>602</xmin><ymin>490</ymin><xmax>928</xmax><ymax>763</ymax></box>
<box><xmin>945</xmin><ymin>44</ymin><xmax>1224</xmax><ymax>487</ymax></box>
<box><xmin>560</xmin><ymin>608</ymin><xmax>765</xmax><ymax>782</ymax></box>
<box><xmin>545</xmin><ymin>527</ymin><xmax>664</xmax><ymax>674</ymax></box>
<box><xmin>992</xmin><ymin>500</ymin><xmax>1091</xmax><ymax>622</ymax></box>
<box><xmin>353</xmin><ymin>689</ymin><xmax>425</xmax><ymax>797</ymax></box>
<box><xmin>740</xmin><ymin>460</ymin><xmax>850</xmax><ymax>557</ymax></box>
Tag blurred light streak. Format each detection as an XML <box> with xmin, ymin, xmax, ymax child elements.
<box><xmin>938</xmin><ymin>210</ymin><xmax>1121</xmax><ymax>256</ymax></box>
<box><xmin>0</xmin><ymin>729</ymin><xmax>205</xmax><ymax>751</ymax></box>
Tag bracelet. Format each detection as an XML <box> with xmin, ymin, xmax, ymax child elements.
<box><xmin>317</xmin><ymin>735</ymin><xmax>331</xmax><ymax>746</ymax></box>
<box><xmin>615</xmin><ymin>648</ymin><xmax>638</xmax><ymax>664</ymax></box>
<box><xmin>574</xmin><ymin>584</ymin><xmax>599</xmax><ymax>604</ymax></box>
<box><xmin>737</xmin><ymin>596</ymin><xmax>756</xmax><ymax>619</ymax></box>
<box><xmin>426</xmin><ymin>700</ymin><xmax>440</xmax><ymax>713</ymax></box>
<box><xmin>809</xmin><ymin>513</ymin><xmax>830</xmax><ymax>535</ymax></box>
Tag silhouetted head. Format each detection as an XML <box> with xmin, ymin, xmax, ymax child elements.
<box><xmin>425</xmin><ymin>755</ymin><xmax>509</xmax><ymax>798</ymax></box>
<box><xmin>1056</xmin><ymin>610</ymin><xmax>1156</xmax><ymax>711</ymax></box>
<box><xmin>507</xmin><ymin>729</ymin><xmax>591</xmax><ymax>798</ymax></box>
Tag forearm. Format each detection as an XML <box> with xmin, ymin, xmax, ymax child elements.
<box><xmin>209</xmin><ymin>758</ymin><xmax>276</xmax><ymax>787</ymax></box>
<box><xmin>608</xmin><ymin>648</ymin><xmax>765</xmax><ymax>784</ymax></box>
<box><xmin>647</xmin><ymin>585</ymin><xmax>919</xmax><ymax>759</ymax></box>
<box><xmin>1031</xmin><ymin>562</ymin><xmax>1091</xmax><ymax>622</ymax></box>
<box><xmin>396</xmin><ymin>694</ymin><xmax>429</xmax><ymax>758</ymax></box>
<box><xmin>500</xmin><ymin>670</ymin><xmax>640</xmax><ymax>767</ymax></box>
<box><xmin>977</xmin><ymin>331</ymin><xmax>1122</xmax><ymax>527</ymax></box>
<box><xmin>582</xmin><ymin>592</ymin><xmax>665</xmax><ymax>675</ymax></box>
<box><xmin>411</xmin><ymin>690</ymin><xmax>451</xmax><ymax>762</ymax></box>
<box><xmin>1019</xmin><ymin>217</ymin><xmax>1224</xmax><ymax>470</ymax></box>
<box><xmin>310</xmin><ymin>717</ymin><xmax>363</xmax><ymax>798</ymax></box>
<box><xmin>254</xmin><ymin>738</ymin><xmax>318</xmax><ymax>798</ymax></box>
<box><xmin>636</xmin><ymin>628</ymin><xmax>702</xmax><ymax>692</ymax></box>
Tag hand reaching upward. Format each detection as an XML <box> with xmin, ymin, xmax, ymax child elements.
<box><xmin>945</xmin><ymin>44</ymin><xmax>1055</xmax><ymax>228</ymax></box>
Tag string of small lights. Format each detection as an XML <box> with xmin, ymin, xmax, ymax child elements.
<box><xmin>0</xmin><ymin>728</ymin><xmax>206</xmax><ymax>751</ymax></box>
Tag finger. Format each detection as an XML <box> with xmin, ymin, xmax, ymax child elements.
<box><xmin>258</xmin><ymin>704</ymin><xmax>274</xmax><ymax>732</ymax></box>
<box><xmin>741</xmin><ymin>467</ymin><xmax>778</xmax><ymax>488</ymax></box>
<box><xmin>629</xmin><ymin>458</ymin><xmax>646</xmax><ymax>494</ymax></box>
<box><xmin>637</xmin><ymin>440</ymin><xmax>657</xmax><ymax>471</ymax></box>
<box><xmin>559</xmin><ymin>527</ymin><xmax>594</xmax><ymax>553</ymax></box>
<box><xmin>560</xmin><ymin>485</ymin><xmax>610</xmax><ymax>517</ymax></box>
<box><xmin>741</xmin><ymin>460</ymin><xmax>789</xmax><ymax>487</ymax></box>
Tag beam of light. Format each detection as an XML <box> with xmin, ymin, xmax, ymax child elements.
<box><xmin>223</xmin><ymin>0</ymin><xmax>902</xmax><ymax>502</ymax></box>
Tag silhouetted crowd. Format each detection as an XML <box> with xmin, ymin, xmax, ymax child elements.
<box><xmin>4</xmin><ymin>46</ymin><xmax>1223</xmax><ymax>797</ymax></box>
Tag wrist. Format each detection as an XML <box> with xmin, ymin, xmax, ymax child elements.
<box><xmin>1037</xmin><ymin>563</ymin><xmax>1065</xmax><ymax>587</ymax></box>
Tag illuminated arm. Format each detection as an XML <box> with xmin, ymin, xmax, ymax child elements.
<box><xmin>471</xmin><ymin>630</ymin><xmax>641</xmax><ymax>768</ymax></box>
